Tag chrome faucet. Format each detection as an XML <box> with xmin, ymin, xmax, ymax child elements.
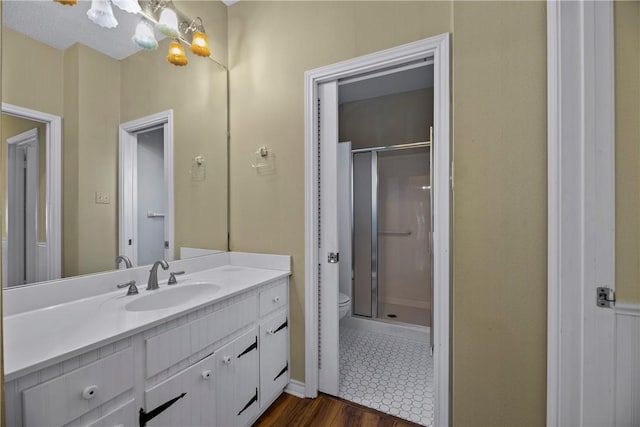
<box><xmin>115</xmin><ymin>255</ymin><xmax>133</xmax><ymax>269</ymax></box>
<box><xmin>147</xmin><ymin>259</ymin><xmax>169</xmax><ymax>291</ymax></box>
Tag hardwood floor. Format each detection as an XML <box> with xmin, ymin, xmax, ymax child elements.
<box><xmin>253</xmin><ymin>393</ymin><xmax>423</xmax><ymax>427</ymax></box>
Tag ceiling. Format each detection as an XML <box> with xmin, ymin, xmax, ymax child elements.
<box><xmin>339</xmin><ymin>64</ymin><xmax>434</xmax><ymax>104</ymax></box>
<box><xmin>2</xmin><ymin>0</ymin><xmax>166</xmax><ymax>60</ymax></box>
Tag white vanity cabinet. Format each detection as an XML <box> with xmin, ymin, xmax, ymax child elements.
<box><xmin>4</xmin><ymin>277</ymin><xmax>290</xmax><ymax>427</ymax></box>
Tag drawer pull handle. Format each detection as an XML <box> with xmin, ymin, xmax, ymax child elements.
<box><xmin>223</xmin><ymin>356</ymin><xmax>232</xmax><ymax>365</ymax></box>
<box><xmin>82</xmin><ymin>385</ymin><xmax>99</xmax><ymax>400</ymax></box>
<box><xmin>268</xmin><ymin>318</ymin><xmax>288</xmax><ymax>335</ymax></box>
<box><xmin>201</xmin><ymin>370</ymin><xmax>211</xmax><ymax>380</ymax></box>
<box><xmin>273</xmin><ymin>296</ymin><xmax>280</xmax><ymax>303</ymax></box>
<box><xmin>274</xmin><ymin>362</ymin><xmax>289</xmax><ymax>381</ymax></box>
<box><xmin>237</xmin><ymin>337</ymin><xmax>258</xmax><ymax>358</ymax></box>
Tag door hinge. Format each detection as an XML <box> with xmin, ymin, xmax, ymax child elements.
<box><xmin>164</xmin><ymin>241</ymin><xmax>169</xmax><ymax>249</ymax></box>
<box><xmin>327</xmin><ymin>252</ymin><xmax>339</xmax><ymax>263</ymax></box>
<box><xmin>597</xmin><ymin>286</ymin><xmax>615</xmax><ymax>308</ymax></box>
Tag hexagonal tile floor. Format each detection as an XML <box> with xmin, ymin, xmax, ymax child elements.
<box><xmin>339</xmin><ymin>326</ymin><xmax>433</xmax><ymax>426</ymax></box>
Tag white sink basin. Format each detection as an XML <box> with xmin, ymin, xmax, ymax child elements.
<box><xmin>125</xmin><ymin>283</ymin><xmax>221</xmax><ymax>312</ymax></box>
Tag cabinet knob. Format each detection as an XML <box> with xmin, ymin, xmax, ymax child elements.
<box><xmin>267</xmin><ymin>329</ymin><xmax>275</xmax><ymax>335</ymax></box>
<box><xmin>201</xmin><ymin>370</ymin><xmax>211</xmax><ymax>380</ymax></box>
<box><xmin>82</xmin><ymin>385</ymin><xmax>99</xmax><ymax>400</ymax></box>
<box><xmin>223</xmin><ymin>356</ymin><xmax>232</xmax><ymax>365</ymax></box>
<box><xmin>273</xmin><ymin>296</ymin><xmax>280</xmax><ymax>303</ymax></box>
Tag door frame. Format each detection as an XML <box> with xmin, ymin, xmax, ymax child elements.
<box><xmin>304</xmin><ymin>33</ymin><xmax>450</xmax><ymax>425</ymax></box>
<box><xmin>118</xmin><ymin>110</ymin><xmax>174</xmax><ymax>266</ymax></box>
<box><xmin>6</xmin><ymin>128</ymin><xmax>39</xmax><ymax>285</ymax></box>
<box><xmin>546</xmin><ymin>1</ymin><xmax>616</xmax><ymax>425</ymax></box>
<box><xmin>2</xmin><ymin>103</ymin><xmax>62</xmax><ymax>285</ymax></box>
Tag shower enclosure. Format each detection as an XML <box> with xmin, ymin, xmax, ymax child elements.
<box><xmin>352</xmin><ymin>142</ymin><xmax>432</xmax><ymax>327</ymax></box>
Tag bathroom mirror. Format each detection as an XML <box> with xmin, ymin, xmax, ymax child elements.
<box><xmin>1</xmin><ymin>0</ymin><xmax>228</xmax><ymax>288</ymax></box>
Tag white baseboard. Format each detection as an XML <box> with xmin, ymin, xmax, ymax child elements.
<box><xmin>285</xmin><ymin>380</ymin><xmax>306</xmax><ymax>398</ymax></box>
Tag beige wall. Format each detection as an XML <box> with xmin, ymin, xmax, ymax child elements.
<box><xmin>1</xmin><ymin>27</ymin><xmax>64</xmax><ymax>117</ymax></box>
<box><xmin>63</xmin><ymin>44</ymin><xmax>121</xmax><ymax>277</ymax></box>
<box><xmin>614</xmin><ymin>1</ymin><xmax>640</xmax><ymax>304</ymax></box>
<box><xmin>452</xmin><ymin>2</ymin><xmax>547</xmax><ymax>424</ymax></box>
<box><xmin>339</xmin><ymin>88</ymin><xmax>433</xmax><ymax>149</ymax></box>
<box><xmin>228</xmin><ymin>1</ymin><xmax>547</xmax><ymax>426</ymax></box>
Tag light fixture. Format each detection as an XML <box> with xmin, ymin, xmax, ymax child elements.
<box><xmin>87</xmin><ymin>0</ymin><xmax>118</xmax><ymax>29</ymax></box>
<box><xmin>112</xmin><ymin>0</ymin><xmax>141</xmax><ymax>14</ymax></box>
<box><xmin>157</xmin><ymin>5</ymin><xmax>179</xmax><ymax>38</ymax></box>
<box><xmin>53</xmin><ymin>0</ymin><xmax>78</xmax><ymax>6</ymax></box>
<box><xmin>182</xmin><ymin>17</ymin><xmax>211</xmax><ymax>58</ymax></box>
<box><xmin>167</xmin><ymin>39</ymin><xmax>188</xmax><ymax>66</ymax></box>
<box><xmin>132</xmin><ymin>19</ymin><xmax>158</xmax><ymax>50</ymax></box>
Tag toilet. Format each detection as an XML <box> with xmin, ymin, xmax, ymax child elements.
<box><xmin>339</xmin><ymin>292</ymin><xmax>351</xmax><ymax>319</ymax></box>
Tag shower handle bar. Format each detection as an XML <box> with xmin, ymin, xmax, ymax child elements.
<box><xmin>378</xmin><ymin>230</ymin><xmax>412</xmax><ymax>236</ymax></box>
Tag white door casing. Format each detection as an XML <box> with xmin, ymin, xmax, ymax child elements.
<box><xmin>119</xmin><ymin>110</ymin><xmax>174</xmax><ymax>267</ymax></box>
<box><xmin>304</xmin><ymin>34</ymin><xmax>450</xmax><ymax>426</ymax></box>
<box><xmin>547</xmin><ymin>1</ymin><xmax>616</xmax><ymax>425</ymax></box>
<box><xmin>318</xmin><ymin>80</ymin><xmax>340</xmax><ymax>395</ymax></box>
<box><xmin>2</xmin><ymin>103</ymin><xmax>62</xmax><ymax>287</ymax></box>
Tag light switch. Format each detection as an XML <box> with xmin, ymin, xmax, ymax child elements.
<box><xmin>95</xmin><ymin>191</ymin><xmax>110</xmax><ymax>204</ymax></box>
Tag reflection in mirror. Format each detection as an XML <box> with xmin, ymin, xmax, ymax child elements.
<box><xmin>2</xmin><ymin>0</ymin><xmax>228</xmax><ymax>288</ymax></box>
<box><xmin>2</xmin><ymin>105</ymin><xmax>62</xmax><ymax>287</ymax></box>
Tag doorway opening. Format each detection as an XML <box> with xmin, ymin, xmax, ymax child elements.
<box><xmin>1</xmin><ymin>103</ymin><xmax>62</xmax><ymax>288</ymax></box>
<box><xmin>304</xmin><ymin>34</ymin><xmax>450</xmax><ymax>427</ymax></box>
<box><xmin>119</xmin><ymin>110</ymin><xmax>174</xmax><ymax>267</ymax></box>
<box><xmin>5</xmin><ymin>128</ymin><xmax>39</xmax><ymax>286</ymax></box>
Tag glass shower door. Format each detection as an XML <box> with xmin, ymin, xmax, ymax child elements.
<box><xmin>376</xmin><ymin>148</ymin><xmax>431</xmax><ymax>326</ymax></box>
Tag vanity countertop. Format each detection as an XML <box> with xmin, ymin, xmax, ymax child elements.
<box><xmin>3</xmin><ymin>264</ymin><xmax>290</xmax><ymax>382</ymax></box>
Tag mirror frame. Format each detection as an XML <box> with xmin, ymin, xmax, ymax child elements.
<box><xmin>2</xmin><ymin>102</ymin><xmax>62</xmax><ymax>285</ymax></box>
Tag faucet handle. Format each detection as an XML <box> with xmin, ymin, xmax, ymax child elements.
<box><xmin>168</xmin><ymin>271</ymin><xmax>185</xmax><ymax>285</ymax></box>
<box><xmin>117</xmin><ymin>280</ymin><xmax>138</xmax><ymax>296</ymax></box>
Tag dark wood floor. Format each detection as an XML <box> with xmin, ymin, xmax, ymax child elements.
<box><xmin>253</xmin><ymin>393</ymin><xmax>422</xmax><ymax>427</ymax></box>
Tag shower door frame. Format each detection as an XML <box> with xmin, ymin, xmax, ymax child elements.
<box><xmin>351</xmin><ymin>142</ymin><xmax>432</xmax><ymax>323</ymax></box>
<box><xmin>304</xmin><ymin>33</ymin><xmax>450</xmax><ymax>426</ymax></box>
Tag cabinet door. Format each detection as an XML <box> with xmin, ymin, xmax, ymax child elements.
<box><xmin>214</xmin><ymin>328</ymin><xmax>259</xmax><ymax>427</ymax></box>
<box><xmin>259</xmin><ymin>311</ymin><xmax>289</xmax><ymax>408</ymax></box>
<box><xmin>144</xmin><ymin>354</ymin><xmax>215</xmax><ymax>426</ymax></box>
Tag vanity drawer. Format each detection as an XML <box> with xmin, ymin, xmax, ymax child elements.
<box><xmin>85</xmin><ymin>399</ymin><xmax>136</xmax><ymax>427</ymax></box>
<box><xmin>146</xmin><ymin>294</ymin><xmax>258</xmax><ymax>378</ymax></box>
<box><xmin>22</xmin><ymin>348</ymin><xmax>134</xmax><ymax>427</ymax></box>
<box><xmin>259</xmin><ymin>280</ymin><xmax>288</xmax><ymax>317</ymax></box>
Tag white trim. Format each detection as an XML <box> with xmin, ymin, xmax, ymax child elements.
<box><xmin>119</xmin><ymin>110</ymin><xmax>174</xmax><ymax>266</ymax></box>
<box><xmin>304</xmin><ymin>34</ymin><xmax>450</xmax><ymax>426</ymax></box>
<box><xmin>547</xmin><ymin>1</ymin><xmax>616</xmax><ymax>426</ymax></box>
<box><xmin>616</xmin><ymin>303</ymin><xmax>640</xmax><ymax>318</ymax></box>
<box><xmin>2</xmin><ymin>103</ymin><xmax>62</xmax><ymax>285</ymax></box>
<box><xmin>284</xmin><ymin>380</ymin><xmax>306</xmax><ymax>399</ymax></box>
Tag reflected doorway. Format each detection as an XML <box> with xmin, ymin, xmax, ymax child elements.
<box><xmin>1</xmin><ymin>103</ymin><xmax>62</xmax><ymax>288</ymax></box>
<box><xmin>119</xmin><ymin>110</ymin><xmax>174</xmax><ymax>267</ymax></box>
<box><xmin>5</xmin><ymin>128</ymin><xmax>39</xmax><ymax>286</ymax></box>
